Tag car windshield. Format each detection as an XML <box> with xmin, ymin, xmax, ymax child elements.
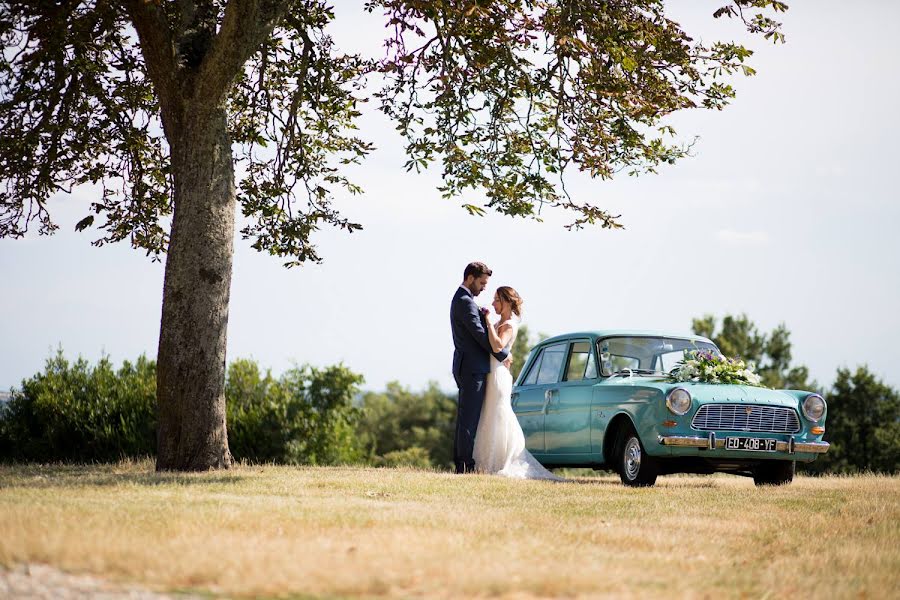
<box><xmin>598</xmin><ymin>336</ymin><xmax>720</xmax><ymax>377</ymax></box>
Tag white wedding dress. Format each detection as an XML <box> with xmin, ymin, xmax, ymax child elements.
<box><xmin>473</xmin><ymin>321</ymin><xmax>563</xmax><ymax>481</ymax></box>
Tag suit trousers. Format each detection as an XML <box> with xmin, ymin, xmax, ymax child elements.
<box><xmin>453</xmin><ymin>371</ymin><xmax>487</xmax><ymax>473</ymax></box>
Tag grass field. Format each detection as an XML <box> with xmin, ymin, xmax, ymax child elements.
<box><xmin>1</xmin><ymin>461</ymin><xmax>898</xmax><ymax>599</ymax></box>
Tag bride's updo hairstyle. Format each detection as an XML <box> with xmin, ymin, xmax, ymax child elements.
<box><xmin>496</xmin><ymin>286</ymin><xmax>524</xmax><ymax>317</ymax></box>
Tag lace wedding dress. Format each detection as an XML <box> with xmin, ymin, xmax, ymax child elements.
<box><xmin>473</xmin><ymin>321</ymin><xmax>563</xmax><ymax>481</ymax></box>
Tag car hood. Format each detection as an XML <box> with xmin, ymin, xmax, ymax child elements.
<box><xmin>608</xmin><ymin>378</ymin><xmax>800</xmax><ymax>409</ymax></box>
<box><xmin>675</xmin><ymin>383</ymin><xmax>798</xmax><ymax>408</ymax></box>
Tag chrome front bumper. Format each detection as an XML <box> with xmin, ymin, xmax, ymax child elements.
<box><xmin>658</xmin><ymin>434</ymin><xmax>830</xmax><ymax>455</ymax></box>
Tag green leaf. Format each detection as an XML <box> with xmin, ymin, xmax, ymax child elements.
<box><xmin>74</xmin><ymin>216</ymin><xmax>94</xmax><ymax>232</ymax></box>
<box><xmin>461</xmin><ymin>204</ymin><xmax>486</xmax><ymax>217</ymax></box>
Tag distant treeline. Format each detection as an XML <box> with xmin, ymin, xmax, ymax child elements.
<box><xmin>1</xmin><ymin>315</ymin><xmax>897</xmax><ymax>474</ymax></box>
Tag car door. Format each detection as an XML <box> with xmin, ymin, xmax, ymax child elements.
<box><xmin>513</xmin><ymin>342</ymin><xmax>568</xmax><ymax>455</ymax></box>
<box><xmin>544</xmin><ymin>340</ymin><xmax>597</xmax><ymax>455</ymax></box>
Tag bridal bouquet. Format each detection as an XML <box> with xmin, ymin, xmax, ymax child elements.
<box><xmin>668</xmin><ymin>349</ymin><xmax>763</xmax><ymax>386</ymax></box>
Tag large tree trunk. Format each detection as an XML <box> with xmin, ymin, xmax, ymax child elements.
<box><xmin>155</xmin><ymin>107</ymin><xmax>235</xmax><ymax>471</ymax></box>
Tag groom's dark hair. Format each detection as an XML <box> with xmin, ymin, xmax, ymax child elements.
<box><xmin>463</xmin><ymin>261</ymin><xmax>492</xmax><ymax>279</ymax></box>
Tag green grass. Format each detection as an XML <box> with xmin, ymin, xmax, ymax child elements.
<box><xmin>1</xmin><ymin>461</ymin><xmax>898</xmax><ymax>598</ymax></box>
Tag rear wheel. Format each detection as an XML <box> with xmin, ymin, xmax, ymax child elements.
<box><xmin>753</xmin><ymin>460</ymin><xmax>795</xmax><ymax>486</ymax></box>
<box><xmin>616</xmin><ymin>426</ymin><xmax>658</xmax><ymax>487</ymax></box>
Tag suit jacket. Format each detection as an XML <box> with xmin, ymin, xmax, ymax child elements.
<box><xmin>450</xmin><ymin>286</ymin><xmax>510</xmax><ymax>377</ymax></box>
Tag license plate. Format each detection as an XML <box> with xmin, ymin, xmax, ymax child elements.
<box><xmin>725</xmin><ymin>437</ymin><xmax>777</xmax><ymax>452</ymax></box>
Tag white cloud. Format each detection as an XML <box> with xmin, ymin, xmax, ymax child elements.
<box><xmin>715</xmin><ymin>229</ymin><xmax>769</xmax><ymax>245</ymax></box>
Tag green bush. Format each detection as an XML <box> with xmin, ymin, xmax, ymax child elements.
<box><xmin>0</xmin><ymin>351</ymin><xmax>365</xmax><ymax>465</ymax></box>
<box><xmin>226</xmin><ymin>359</ymin><xmax>364</xmax><ymax>465</ymax></box>
<box><xmin>379</xmin><ymin>446</ymin><xmax>434</xmax><ymax>469</ymax></box>
<box><xmin>0</xmin><ymin>350</ymin><xmax>157</xmax><ymax>462</ymax></box>
<box><xmin>356</xmin><ymin>382</ymin><xmax>457</xmax><ymax>470</ymax></box>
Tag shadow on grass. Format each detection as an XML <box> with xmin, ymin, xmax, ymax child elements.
<box><xmin>559</xmin><ymin>477</ymin><xmax>622</xmax><ymax>487</ymax></box>
<box><xmin>559</xmin><ymin>475</ymin><xmax>725</xmax><ymax>489</ymax></box>
<box><xmin>0</xmin><ymin>462</ymin><xmax>246</xmax><ymax>489</ymax></box>
<box><xmin>657</xmin><ymin>479</ymin><xmax>721</xmax><ymax>489</ymax></box>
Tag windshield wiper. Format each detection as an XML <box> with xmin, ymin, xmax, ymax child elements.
<box><xmin>608</xmin><ymin>368</ymin><xmax>664</xmax><ymax>377</ymax></box>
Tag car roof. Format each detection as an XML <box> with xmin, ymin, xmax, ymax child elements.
<box><xmin>537</xmin><ymin>330</ymin><xmax>716</xmax><ymax>346</ymax></box>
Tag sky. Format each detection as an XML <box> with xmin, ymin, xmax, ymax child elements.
<box><xmin>1</xmin><ymin>1</ymin><xmax>898</xmax><ymax>395</ymax></box>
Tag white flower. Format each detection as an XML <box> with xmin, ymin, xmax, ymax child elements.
<box><xmin>670</xmin><ymin>352</ymin><xmax>763</xmax><ymax>387</ymax></box>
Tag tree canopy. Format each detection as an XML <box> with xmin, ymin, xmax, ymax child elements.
<box><xmin>692</xmin><ymin>313</ymin><xmax>813</xmax><ymax>390</ymax></box>
<box><xmin>1</xmin><ymin>0</ymin><xmax>790</xmax><ymax>470</ymax></box>
<box><xmin>2</xmin><ymin>0</ymin><xmax>788</xmax><ymax>265</ymax></box>
<box><xmin>808</xmin><ymin>366</ymin><xmax>900</xmax><ymax>475</ymax></box>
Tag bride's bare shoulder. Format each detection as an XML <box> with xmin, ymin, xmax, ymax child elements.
<box><xmin>497</xmin><ymin>320</ymin><xmax>515</xmax><ymax>332</ymax></box>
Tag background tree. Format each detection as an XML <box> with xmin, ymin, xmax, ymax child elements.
<box><xmin>510</xmin><ymin>324</ymin><xmax>550</xmax><ymax>381</ymax></box>
<box><xmin>692</xmin><ymin>314</ymin><xmax>813</xmax><ymax>389</ymax></box>
<box><xmin>510</xmin><ymin>323</ymin><xmax>534</xmax><ymax>382</ymax></box>
<box><xmin>225</xmin><ymin>359</ymin><xmax>364</xmax><ymax>465</ymax></box>
<box><xmin>806</xmin><ymin>366</ymin><xmax>900</xmax><ymax>474</ymax></box>
<box><xmin>1</xmin><ymin>0</ymin><xmax>788</xmax><ymax>470</ymax></box>
<box><xmin>356</xmin><ymin>382</ymin><xmax>457</xmax><ymax>469</ymax></box>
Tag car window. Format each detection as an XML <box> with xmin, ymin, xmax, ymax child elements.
<box><xmin>600</xmin><ymin>354</ymin><xmax>640</xmax><ymax>374</ymax></box>
<box><xmin>565</xmin><ymin>341</ymin><xmax>593</xmax><ymax>381</ymax></box>
<box><xmin>656</xmin><ymin>350</ymin><xmax>685</xmax><ymax>372</ymax></box>
<box><xmin>520</xmin><ymin>348</ymin><xmax>541</xmax><ymax>386</ymax></box>
<box><xmin>535</xmin><ymin>343</ymin><xmax>567</xmax><ymax>385</ymax></box>
<box><xmin>597</xmin><ymin>336</ymin><xmax>719</xmax><ymax>376</ymax></box>
<box><xmin>584</xmin><ymin>349</ymin><xmax>598</xmax><ymax>379</ymax></box>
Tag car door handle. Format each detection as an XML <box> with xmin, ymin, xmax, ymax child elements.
<box><xmin>542</xmin><ymin>388</ymin><xmax>558</xmax><ymax>414</ymax></box>
<box><xmin>511</xmin><ymin>392</ymin><xmax>519</xmax><ymax>408</ymax></box>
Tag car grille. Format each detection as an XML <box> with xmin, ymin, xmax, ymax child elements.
<box><xmin>691</xmin><ymin>404</ymin><xmax>801</xmax><ymax>434</ymax></box>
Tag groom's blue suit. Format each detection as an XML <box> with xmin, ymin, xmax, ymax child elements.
<box><xmin>450</xmin><ymin>286</ymin><xmax>510</xmax><ymax>473</ymax></box>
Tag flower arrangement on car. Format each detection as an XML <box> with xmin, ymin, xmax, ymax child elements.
<box><xmin>668</xmin><ymin>349</ymin><xmax>763</xmax><ymax>386</ymax></box>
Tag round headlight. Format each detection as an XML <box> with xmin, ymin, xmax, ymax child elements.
<box><xmin>666</xmin><ymin>388</ymin><xmax>692</xmax><ymax>415</ymax></box>
<box><xmin>802</xmin><ymin>393</ymin><xmax>826</xmax><ymax>422</ymax></box>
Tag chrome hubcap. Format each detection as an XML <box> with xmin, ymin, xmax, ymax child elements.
<box><xmin>624</xmin><ymin>437</ymin><xmax>641</xmax><ymax>480</ymax></box>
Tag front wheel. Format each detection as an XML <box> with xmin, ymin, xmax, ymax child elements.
<box><xmin>616</xmin><ymin>427</ymin><xmax>658</xmax><ymax>487</ymax></box>
<box><xmin>753</xmin><ymin>460</ymin><xmax>795</xmax><ymax>486</ymax></box>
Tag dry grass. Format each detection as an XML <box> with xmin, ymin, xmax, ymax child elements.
<box><xmin>1</xmin><ymin>461</ymin><xmax>898</xmax><ymax>599</ymax></box>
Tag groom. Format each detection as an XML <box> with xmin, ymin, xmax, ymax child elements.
<box><xmin>450</xmin><ymin>261</ymin><xmax>510</xmax><ymax>474</ymax></box>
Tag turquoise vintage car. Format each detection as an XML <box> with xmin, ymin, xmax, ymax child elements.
<box><xmin>513</xmin><ymin>330</ymin><xmax>829</xmax><ymax>486</ymax></box>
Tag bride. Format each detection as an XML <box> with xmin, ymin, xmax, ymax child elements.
<box><xmin>473</xmin><ymin>286</ymin><xmax>562</xmax><ymax>481</ymax></box>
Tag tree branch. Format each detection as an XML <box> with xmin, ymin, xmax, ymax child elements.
<box><xmin>195</xmin><ymin>0</ymin><xmax>290</xmax><ymax>107</ymax></box>
<box><xmin>123</xmin><ymin>0</ymin><xmax>179</xmax><ymax>112</ymax></box>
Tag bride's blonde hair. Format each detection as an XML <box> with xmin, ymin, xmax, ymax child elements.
<box><xmin>496</xmin><ymin>286</ymin><xmax>523</xmax><ymax>317</ymax></box>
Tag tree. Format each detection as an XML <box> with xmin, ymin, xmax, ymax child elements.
<box><xmin>510</xmin><ymin>324</ymin><xmax>550</xmax><ymax>382</ymax></box>
<box><xmin>807</xmin><ymin>366</ymin><xmax>900</xmax><ymax>474</ymax></box>
<box><xmin>510</xmin><ymin>323</ymin><xmax>534</xmax><ymax>382</ymax></box>
<box><xmin>226</xmin><ymin>359</ymin><xmax>364</xmax><ymax>465</ymax></box>
<box><xmin>692</xmin><ymin>314</ymin><xmax>813</xmax><ymax>390</ymax></box>
<box><xmin>357</xmin><ymin>381</ymin><xmax>457</xmax><ymax>469</ymax></box>
<box><xmin>1</xmin><ymin>1</ymin><xmax>788</xmax><ymax>470</ymax></box>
